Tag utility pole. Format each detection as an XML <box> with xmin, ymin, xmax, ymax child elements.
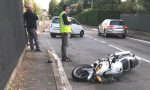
<box><xmin>91</xmin><ymin>0</ymin><xmax>93</xmax><ymax>9</ymax></box>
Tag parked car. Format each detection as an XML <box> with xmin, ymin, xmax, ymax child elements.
<box><xmin>98</xmin><ymin>19</ymin><xmax>128</xmax><ymax>38</ymax></box>
<box><xmin>50</xmin><ymin>16</ymin><xmax>84</xmax><ymax>38</ymax></box>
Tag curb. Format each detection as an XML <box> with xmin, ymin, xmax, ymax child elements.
<box><xmin>48</xmin><ymin>49</ymin><xmax>72</xmax><ymax>90</ymax></box>
<box><xmin>4</xmin><ymin>48</ymin><xmax>26</xmax><ymax>90</ymax></box>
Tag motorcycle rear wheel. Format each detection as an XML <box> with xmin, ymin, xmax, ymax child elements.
<box><xmin>72</xmin><ymin>64</ymin><xmax>93</xmax><ymax>82</ymax></box>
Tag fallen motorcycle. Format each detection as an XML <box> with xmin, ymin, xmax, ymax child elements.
<box><xmin>72</xmin><ymin>51</ymin><xmax>140</xmax><ymax>82</ymax></box>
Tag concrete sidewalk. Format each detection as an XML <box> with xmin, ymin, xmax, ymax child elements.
<box><xmin>9</xmin><ymin>32</ymin><xmax>57</xmax><ymax>90</ymax></box>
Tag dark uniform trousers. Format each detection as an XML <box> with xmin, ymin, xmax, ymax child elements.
<box><xmin>27</xmin><ymin>28</ymin><xmax>40</xmax><ymax>50</ymax></box>
<box><xmin>61</xmin><ymin>33</ymin><xmax>69</xmax><ymax>60</ymax></box>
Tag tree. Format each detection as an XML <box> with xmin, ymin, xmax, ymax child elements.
<box><xmin>119</xmin><ymin>0</ymin><xmax>150</xmax><ymax>14</ymax></box>
<box><xmin>24</xmin><ymin>0</ymin><xmax>41</xmax><ymax>15</ymax></box>
<box><xmin>48</xmin><ymin>0</ymin><xmax>83</xmax><ymax>16</ymax></box>
<box><xmin>76</xmin><ymin>3</ymin><xmax>82</xmax><ymax>14</ymax></box>
<box><xmin>83</xmin><ymin>0</ymin><xmax>92</xmax><ymax>9</ymax></box>
<box><xmin>119</xmin><ymin>0</ymin><xmax>136</xmax><ymax>13</ymax></box>
<box><xmin>49</xmin><ymin>0</ymin><xmax>61</xmax><ymax>15</ymax></box>
<box><xmin>24</xmin><ymin>0</ymin><xmax>30</xmax><ymax>5</ymax></box>
<box><xmin>93</xmin><ymin>0</ymin><xmax>120</xmax><ymax>9</ymax></box>
<box><xmin>24</xmin><ymin>0</ymin><xmax>31</xmax><ymax>8</ymax></box>
<box><xmin>33</xmin><ymin>3</ymin><xmax>41</xmax><ymax>15</ymax></box>
<box><xmin>137</xmin><ymin>0</ymin><xmax>150</xmax><ymax>12</ymax></box>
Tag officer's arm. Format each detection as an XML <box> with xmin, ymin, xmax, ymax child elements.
<box><xmin>62</xmin><ymin>13</ymin><xmax>70</xmax><ymax>25</ymax></box>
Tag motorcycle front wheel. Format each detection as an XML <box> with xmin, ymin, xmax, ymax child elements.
<box><xmin>72</xmin><ymin>64</ymin><xmax>93</xmax><ymax>82</ymax></box>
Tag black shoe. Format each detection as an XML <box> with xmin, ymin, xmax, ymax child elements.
<box><xmin>36</xmin><ymin>49</ymin><xmax>41</xmax><ymax>51</ymax></box>
<box><xmin>62</xmin><ymin>58</ymin><xmax>72</xmax><ymax>62</ymax></box>
<box><xmin>47</xmin><ymin>60</ymin><xmax>53</xmax><ymax>63</ymax></box>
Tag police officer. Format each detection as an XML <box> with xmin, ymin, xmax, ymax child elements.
<box><xmin>60</xmin><ymin>5</ymin><xmax>72</xmax><ymax>62</ymax></box>
<box><xmin>24</xmin><ymin>5</ymin><xmax>41</xmax><ymax>51</ymax></box>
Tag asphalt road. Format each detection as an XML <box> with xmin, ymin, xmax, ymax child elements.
<box><xmin>48</xmin><ymin>26</ymin><xmax>150</xmax><ymax>90</ymax></box>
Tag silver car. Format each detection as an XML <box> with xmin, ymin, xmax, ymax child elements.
<box><xmin>98</xmin><ymin>19</ymin><xmax>128</xmax><ymax>38</ymax></box>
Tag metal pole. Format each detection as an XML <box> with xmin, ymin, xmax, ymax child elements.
<box><xmin>91</xmin><ymin>0</ymin><xmax>93</xmax><ymax>9</ymax></box>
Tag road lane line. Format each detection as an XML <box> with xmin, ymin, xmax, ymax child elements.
<box><xmin>108</xmin><ymin>45</ymin><xmax>150</xmax><ymax>64</ymax></box>
<box><xmin>94</xmin><ymin>38</ymin><xmax>97</xmax><ymax>41</ymax></box>
<box><xmin>136</xmin><ymin>56</ymin><xmax>150</xmax><ymax>63</ymax></box>
<box><xmin>85</xmin><ymin>26</ymin><xmax>150</xmax><ymax>44</ymax></box>
<box><xmin>108</xmin><ymin>44</ymin><xmax>125</xmax><ymax>52</ymax></box>
<box><xmin>99</xmin><ymin>41</ymin><xmax>107</xmax><ymax>44</ymax></box>
<box><xmin>85</xmin><ymin>35</ymin><xmax>107</xmax><ymax>44</ymax></box>
<box><xmin>86</xmin><ymin>35</ymin><xmax>150</xmax><ymax>64</ymax></box>
<box><xmin>108</xmin><ymin>44</ymin><xmax>150</xmax><ymax>64</ymax></box>
<box><xmin>127</xmin><ymin>37</ymin><xmax>150</xmax><ymax>44</ymax></box>
<box><xmin>91</xmin><ymin>28</ymin><xmax>97</xmax><ymax>31</ymax></box>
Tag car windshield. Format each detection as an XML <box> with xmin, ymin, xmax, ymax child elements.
<box><xmin>110</xmin><ymin>21</ymin><xmax>125</xmax><ymax>25</ymax></box>
<box><xmin>52</xmin><ymin>18</ymin><xmax>60</xmax><ymax>23</ymax></box>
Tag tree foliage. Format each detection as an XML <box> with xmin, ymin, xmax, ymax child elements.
<box><xmin>48</xmin><ymin>0</ymin><xmax>83</xmax><ymax>16</ymax></box>
<box><xmin>119</xmin><ymin>0</ymin><xmax>150</xmax><ymax>14</ymax></box>
<box><xmin>137</xmin><ymin>0</ymin><xmax>150</xmax><ymax>12</ymax></box>
<box><xmin>24</xmin><ymin>0</ymin><xmax>41</xmax><ymax>15</ymax></box>
<box><xmin>48</xmin><ymin>0</ymin><xmax>150</xmax><ymax>16</ymax></box>
<box><xmin>92</xmin><ymin>0</ymin><xmax>120</xmax><ymax>9</ymax></box>
<box><xmin>33</xmin><ymin>3</ymin><xmax>41</xmax><ymax>15</ymax></box>
<box><xmin>75</xmin><ymin>9</ymin><xmax>120</xmax><ymax>26</ymax></box>
<box><xmin>24</xmin><ymin>0</ymin><xmax>30</xmax><ymax>5</ymax></box>
<box><xmin>49</xmin><ymin>0</ymin><xmax>61</xmax><ymax>15</ymax></box>
<box><xmin>119</xmin><ymin>0</ymin><xmax>136</xmax><ymax>14</ymax></box>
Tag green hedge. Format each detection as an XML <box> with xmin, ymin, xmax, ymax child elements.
<box><xmin>75</xmin><ymin>9</ymin><xmax>121</xmax><ymax>26</ymax></box>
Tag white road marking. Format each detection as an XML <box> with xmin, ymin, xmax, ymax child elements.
<box><xmin>88</xmin><ymin>27</ymin><xmax>150</xmax><ymax>44</ymax></box>
<box><xmin>86</xmin><ymin>26</ymin><xmax>150</xmax><ymax>44</ymax></box>
<box><xmin>136</xmin><ymin>56</ymin><xmax>150</xmax><ymax>63</ymax></box>
<box><xmin>85</xmin><ymin>35</ymin><xmax>107</xmax><ymax>44</ymax></box>
<box><xmin>94</xmin><ymin>38</ymin><xmax>97</xmax><ymax>41</ymax></box>
<box><xmin>83</xmin><ymin>26</ymin><xmax>87</xmax><ymax>29</ymax></box>
<box><xmin>48</xmin><ymin>50</ymin><xmax>72</xmax><ymax>90</ymax></box>
<box><xmin>127</xmin><ymin>37</ymin><xmax>150</xmax><ymax>44</ymax></box>
<box><xmin>86</xmin><ymin>35</ymin><xmax>150</xmax><ymax>64</ymax></box>
<box><xmin>108</xmin><ymin>44</ymin><xmax>125</xmax><ymax>52</ymax></box>
<box><xmin>108</xmin><ymin>44</ymin><xmax>150</xmax><ymax>64</ymax></box>
<box><xmin>91</xmin><ymin>28</ymin><xmax>97</xmax><ymax>31</ymax></box>
<box><xmin>99</xmin><ymin>41</ymin><xmax>107</xmax><ymax>44</ymax></box>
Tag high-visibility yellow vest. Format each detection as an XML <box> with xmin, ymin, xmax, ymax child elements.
<box><xmin>59</xmin><ymin>11</ymin><xmax>71</xmax><ymax>33</ymax></box>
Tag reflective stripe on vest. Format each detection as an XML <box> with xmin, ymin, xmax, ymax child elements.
<box><xmin>59</xmin><ymin>11</ymin><xmax>71</xmax><ymax>33</ymax></box>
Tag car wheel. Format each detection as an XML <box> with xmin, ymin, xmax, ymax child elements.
<box><xmin>51</xmin><ymin>33</ymin><xmax>56</xmax><ymax>38</ymax></box>
<box><xmin>98</xmin><ymin>28</ymin><xmax>101</xmax><ymax>35</ymax></box>
<box><xmin>122</xmin><ymin>34</ymin><xmax>126</xmax><ymax>38</ymax></box>
<box><xmin>69</xmin><ymin>33</ymin><xmax>72</xmax><ymax>38</ymax></box>
<box><xmin>80</xmin><ymin>30</ymin><xmax>84</xmax><ymax>37</ymax></box>
<box><xmin>104</xmin><ymin>30</ymin><xmax>109</xmax><ymax>38</ymax></box>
